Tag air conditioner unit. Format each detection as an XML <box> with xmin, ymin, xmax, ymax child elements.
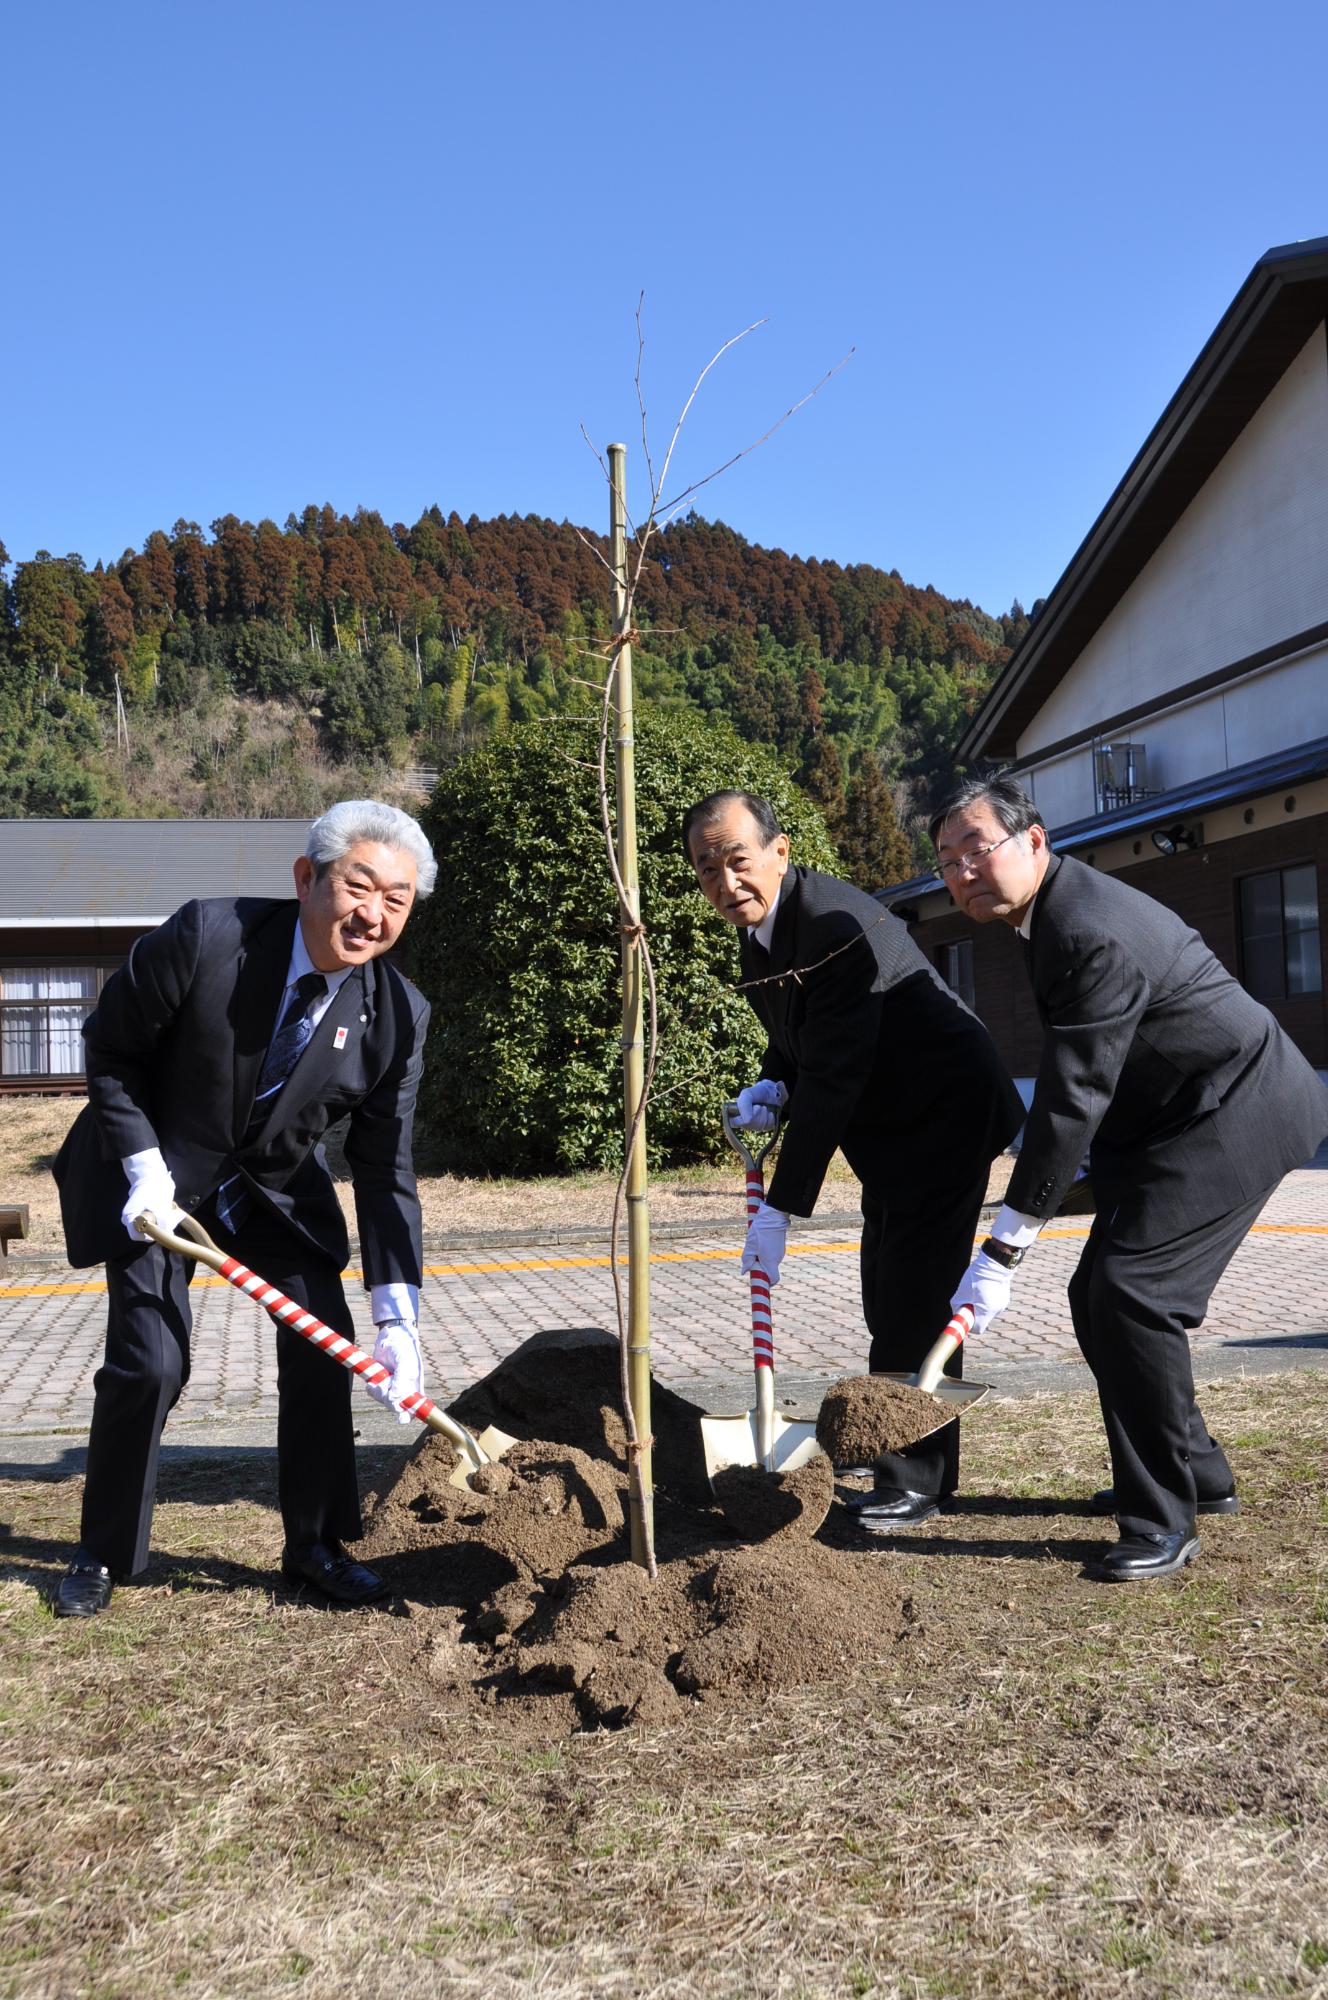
<box><xmin>1094</xmin><ymin>741</ymin><xmax>1148</xmax><ymax>811</ymax></box>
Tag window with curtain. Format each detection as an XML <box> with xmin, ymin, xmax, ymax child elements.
<box><xmin>1238</xmin><ymin>864</ymin><xmax>1322</xmax><ymax>1002</ymax></box>
<box><xmin>0</xmin><ymin>966</ymin><xmax>100</xmax><ymax>1078</ymax></box>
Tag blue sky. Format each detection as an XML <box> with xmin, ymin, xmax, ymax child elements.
<box><xmin>3</xmin><ymin>0</ymin><xmax>1326</xmax><ymax>618</ymax></box>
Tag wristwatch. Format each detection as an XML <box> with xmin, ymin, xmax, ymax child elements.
<box><xmin>980</xmin><ymin>1236</ymin><xmax>1026</xmax><ymax>1270</ymax></box>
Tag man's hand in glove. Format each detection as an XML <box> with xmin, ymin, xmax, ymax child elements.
<box><xmin>740</xmin><ymin>1201</ymin><xmax>790</xmax><ymax>1286</ymax></box>
<box><xmin>367</xmin><ymin>1319</ymin><xmax>424</xmax><ymax>1423</ymax></box>
<box><xmin>121</xmin><ymin>1155</ymin><xmax>186</xmax><ymax>1245</ymax></box>
<box><xmin>950</xmin><ymin>1247</ymin><xmax>1015</xmax><ymax>1336</ymax></box>
<box><xmin>732</xmin><ymin>1079</ymin><xmax>788</xmax><ymax>1133</ymax></box>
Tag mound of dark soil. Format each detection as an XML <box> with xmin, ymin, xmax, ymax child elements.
<box><xmin>816</xmin><ymin>1373</ymin><xmax>947</xmax><ymax>1462</ymax></box>
<box><xmin>357</xmin><ymin>1328</ymin><xmax>905</xmax><ymax>1733</ymax></box>
<box><xmin>711</xmin><ymin>1456</ymin><xmax>834</xmax><ymax>1540</ymax></box>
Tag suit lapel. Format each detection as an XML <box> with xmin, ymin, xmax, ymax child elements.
<box><xmin>252</xmin><ymin>960</ymin><xmax>373</xmax><ymax>1144</ymax></box>
<box><xmin>1025</xmin><ymin>852</ymin><xmax>1066</xmax><ymax>1017</ymax></box>
<box><xmin>767</xmin><ymin>871</ymin><xmax>799</xmax><ymax>974</ymax></box>
<box><xmin>233</xmin><ymin>906</ymin><xmax>300</xmax><ymax>1145</ymax></box>
<box><xmin>743</xmin><ymin>872</ymin><xmax>799</xmax><ymax>1040</ymax></box>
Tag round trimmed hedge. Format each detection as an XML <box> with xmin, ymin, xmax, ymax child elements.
<box><xmin>411</xmin><ymin>708</ymin><xmax>838</xmax><ymax>1173</ymax></box>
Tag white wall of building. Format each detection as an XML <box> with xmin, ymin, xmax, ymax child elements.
<box><xmin>1025</xmin><ymin>638</ymin><xmax>1328</xmax><ymax>825</ymax></box>
<box><xmin>1018</xmin><ymin>323</ymin><xmax>1328</xmax><ymax>764</ymax></box>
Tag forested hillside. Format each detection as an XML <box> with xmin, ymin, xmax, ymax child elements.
<box><xmin>0</xmin><ymin>508</ymin><xmax>1031</xmax><ymax>877</ymax></box>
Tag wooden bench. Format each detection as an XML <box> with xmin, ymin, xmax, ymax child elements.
<box><xmin>0</xmin><ymin>1205</ymin><xmax>29</xmax><ymax>1257</ymax></box>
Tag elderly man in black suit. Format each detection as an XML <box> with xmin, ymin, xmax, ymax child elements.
<box><xmin>51</xmin><ymin>800</ymin><xmax>436</xmax><ymax>1617</ymax></box>
<box><xmin>684</xmin><ymin>790</ymin><xmax>1025</xmax><ymax>1523</ymax></box>
<box><xmin>933</xmin><ymin>772</ymin><xmax>1328</xmax><ymax>1580</ymax></box>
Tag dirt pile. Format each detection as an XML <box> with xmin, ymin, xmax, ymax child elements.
<box><xmin>711</xmin><ymin>1456</ymin><xmax>834</xmax><ymax>1540</ymax></box>
<box><xmin>817</xmin><ymin>1372</ymin><xmax>948</xmax><ymax>1462</ymax></box>
<box><xmin>357</xmin><ymin>1329</ymin><xmax>907</xmax><ymax>1732</ymax></box>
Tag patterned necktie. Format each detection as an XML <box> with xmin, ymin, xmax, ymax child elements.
<box><xmin>253</xmin><ymin>971</ymin><xmax>327</xmax><ymax>1108</ymax></box>
<box><xmin>214</xmin><ymin>972</ymin><xmax>327</xmax><ymax>1235</ymax></box>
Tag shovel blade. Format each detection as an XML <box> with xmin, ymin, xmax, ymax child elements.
<box><xmin>878</xmin><ymin>1373</ymin><xmax>992</xmax><ymax>1445</ymax></box>
<box><xmin>444</xmin><ymin>1423</ymin><xmax>522</xmax><ymax>1490</ymax></box>
<box><xmin>700</xmin><ymin>1409</ymin><xmax>823</xmax><ymax>1484</ymax></box>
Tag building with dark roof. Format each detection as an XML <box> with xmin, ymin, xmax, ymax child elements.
<box><xmin>0</xmin><ymin>821</ymin><xmax>309</xmax><ymax>1089</ymax></box>
<box><xmin>892</xmin><ymin>237</ymin><xmax>1328</xmax><ymax>1085</ymax></box>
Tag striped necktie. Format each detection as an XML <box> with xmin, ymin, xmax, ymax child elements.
<box><xmin>214</xmin><ymin>972</ymin><xmax>327</xmax><ymax>1234</ymax></box>
<box><xmin>252</xmin><ymin>971</ymin><xmax>327</xmax><ymax>1111</ymax></box>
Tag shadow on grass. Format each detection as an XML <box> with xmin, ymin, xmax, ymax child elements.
<box><xmin>840</xmin><ymin>1525</ymin><xmax>1106</xmax><ymax>1565</ymax></box>
<box><xmin>0</xmin><ymin>1441</ymin><xmax>407</xmax><ymax>1503</ymax></box>
<box><xmin>0</xmin><ymin>1528</ymin><xmax>429</xmax><ymax>1615</ymax></box>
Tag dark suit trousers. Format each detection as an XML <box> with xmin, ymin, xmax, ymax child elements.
<box><xmin>1066</xmin><ymin>1190</ymin><xmax>1266</xmax><ymax>1537</ymax></box>
<box><xmin>81</xmin><ymin>1203</ymin><xmax>363</xmax><ymax>1577</ymax></box>
<box><xmin>859</xmin><ymin>1159</ymin><xmax>990</xmax><ymax>1496</ymax></box>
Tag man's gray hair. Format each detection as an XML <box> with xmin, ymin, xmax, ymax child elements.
<box><xmin>928</xmin><ymin>771</ymin><xmax>1047</xmax><ymax>852</ymax></box>
<box><xmin>306</xmin><ymin>800</ymin><xmax>437</xmax><ymax>897</ymax></box>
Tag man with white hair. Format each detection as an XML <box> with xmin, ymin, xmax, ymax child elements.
<box><xmin>52</xmin><ymin>801</ymin><xmax>436</xmax><ymax>1615</ymax></box>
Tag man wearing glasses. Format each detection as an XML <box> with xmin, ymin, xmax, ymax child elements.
<box><xmin>684</xmin><ymin>789</ymin><xmax>1025</xmax><ymax>1524</ymax></box>
<box><xmin>932</xmin><ymin>773</ymin><xmax>1328</xmax><ymax>1580</ymax></box>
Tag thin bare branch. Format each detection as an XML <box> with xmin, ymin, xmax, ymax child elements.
<box><xmin>634</xmin><ymin>292</ymin><xmax>655</xmax><ymax>501</ymax></box>
<box><xmin>653</xmin><ymin>317</ymin><xmax>768</xmax><ymax>514</ymax></box>
<box><xmin>570</xmin><ymin>515</ymin><xmax>621</xmax><ymax>588</ymax></box>
<box><xmin>655</xmin><ymin>347</ymin><xmax>855</xmax><ymax>519</ymax></box>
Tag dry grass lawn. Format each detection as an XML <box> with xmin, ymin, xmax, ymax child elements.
<box><xmin>0</xmin><ymin>1096</ymin><xmax>1013</xmax><ymax>1258</ymax></box>
<box><xmin>2</xmin><ymin>1374</ymin><xmax>1326</xmax><ymax>1998</ymax></box>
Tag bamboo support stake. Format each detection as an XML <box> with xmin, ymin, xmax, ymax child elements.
<box><xmin>608</xmin><ymin>441</ymin><xmax>654</xmax><ymax>1565</ymax></box>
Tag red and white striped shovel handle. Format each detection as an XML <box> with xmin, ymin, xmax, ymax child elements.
<box><xmin>743</xmin><ymin>1162</ymin><xmax>774</xmax><ymax>1376</ymax></box>
<box><xmin>133</xmin><ymin>1212</ymin><xmax>490</xmax><ymax>1472</ymax></box>
<box><xmin>914</xmin><ymin>1304</ymin><xmax>975</xmax><ymax>1393</ymax></box>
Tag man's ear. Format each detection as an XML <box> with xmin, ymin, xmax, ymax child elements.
<box><xmin>293</xmin><ymin>856</ymin><xmax>315</xmax><ymax>902</ymax></box>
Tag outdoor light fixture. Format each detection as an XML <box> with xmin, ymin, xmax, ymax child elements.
<box><xmin>1151</xmin><ymin>822</ymin><xmax>1199</xmax><ymax>856</ymax></box>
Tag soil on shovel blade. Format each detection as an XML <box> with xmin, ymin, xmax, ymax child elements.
<box><xmin>816</xmin><ymin>1373</ymin><xmax>949</xmax><ymax>1463</ymax></box>
<box><xmin>356</xmin><ymin>1328</ymin><xmax>906</xmax><ymax>1734</ymax></box>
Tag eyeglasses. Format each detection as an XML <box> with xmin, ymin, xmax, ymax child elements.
<box><xmin>937</xmin><ymin>833</ymin><xmax>1018</xmax><ymax>880</ymax></box>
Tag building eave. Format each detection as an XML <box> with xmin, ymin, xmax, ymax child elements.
<box><xmin>876</xmin><ymin>732</ymin><xmax>1328</xmax><ymax>903</ymax></box>
<box><xmin>958</xmin><ymin>237</ymin><xmax>1328</xmax><ymax>765</ymax></box>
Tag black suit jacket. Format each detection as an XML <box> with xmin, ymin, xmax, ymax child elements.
<box><xmin>742</xmin><ymin>867</ymin><xmax>1025</xmax><ymax>1216</ymax></box>
<box><xmin>54</xmin><ymin>897</ymin><xmax>430</xmax><ymax>1277</ymax></box>
<box><xmin>1006</xmin><ymin>853</ymin><xmax>1328</xmax><ymax>1244</ymax></box>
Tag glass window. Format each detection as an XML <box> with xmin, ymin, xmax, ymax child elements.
<box><xmin>939</xmin><ymin>939</ymin><xmax>976</xmax><ymax>1011</ymax></box>
<box><xmin>0</xmin><ymin>966</ymin><xmax>99</xmax><ymax>1078</ymax></box>
<box><xmin>1238</xmin><ymin>867</ymin><xmax>1322</xmax><ymax>1003</ymax></box>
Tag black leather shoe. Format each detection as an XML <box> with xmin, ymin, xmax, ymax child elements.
<box><xmin>54</xmin><ymin>1548</ymin><xmax>115</xmax><ymax>1619</ymax></box>
<box><xmin>1090</xmin><ymin>1486</ymin><xmax>1238</xmax><ymax>1517</ymax></box>
<box><xmin>1096</xmin><ymin>1530</ymin><xmax>1200</xmax><ymax>1581</ymax></box>
<box><xmin>844</xmin><ymin>1488</ymin><xmax>944</xmax><ymax>1529</ymax></box>
<box><xmin>281</xmin><ymin>1541</ymin><xmax>387</xmax><ymax>1606</ymax></box>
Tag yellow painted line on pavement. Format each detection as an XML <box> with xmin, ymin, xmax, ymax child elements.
<box><xmin>2</xmin><ymin>1217</ymin><xmax>1324</xmax><ymax>1301</ymax></box>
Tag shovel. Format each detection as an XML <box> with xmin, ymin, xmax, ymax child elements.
<box><xmin>134</xmin><ymin>1211</ymin><xmax>516</xmax><ymax>1488</ymax></box>
<box><xmin>881</xmin><ymin>1304</ymin><xmax>990</xmax><ymax>1439</ymax></box>
<box><xmin>698</xmin><ymin>1103</ymin><xmax>823</xmax><ymax>1484</ymax></box>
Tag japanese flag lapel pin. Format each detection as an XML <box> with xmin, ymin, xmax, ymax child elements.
<box><xmin>333</xmin><ymin>1025</ymin><xmax>349</xmax><ymax>1051</ymax></box>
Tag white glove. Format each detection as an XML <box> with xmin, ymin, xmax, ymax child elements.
<box><xmin>121</xmin><ymin>1157</ymin><xmax>186</xmax><ymax>1245</ymax></box>
<box><xmin>951</xmin><ymin>1248</ymin><xmax>1015</xmax><ymax>1337</ymax></box>
<box><xmin>733</xmin><ymin>1079</ymin><xmax>788</xmax><ymax>1133</ymax></box>
<box><xmin>741</xmin><ymin>1201</ymin><xmax>790</xmax><ymax>1287</ymax></box>
<box><xmin>367</xmin><ymin>1319</ymin><xmax>424</xmax><ymax>1424</ymax></box>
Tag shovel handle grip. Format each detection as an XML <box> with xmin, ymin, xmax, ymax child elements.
<box><xmin>915</xmin><ymin>1306</ymin><xmax>976</xmax><ymax>1395</ymax></box>
<box><xmin>721</xmin><ymin>1100</ymin><xmax>781</xmax><ymax>1172</ymax></box>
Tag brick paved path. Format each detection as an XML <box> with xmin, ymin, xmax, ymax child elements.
<box><xmin>2</xmin><ymin>1170</ymin><xmax>1325</xmax><ymax>1435</ymax></box>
